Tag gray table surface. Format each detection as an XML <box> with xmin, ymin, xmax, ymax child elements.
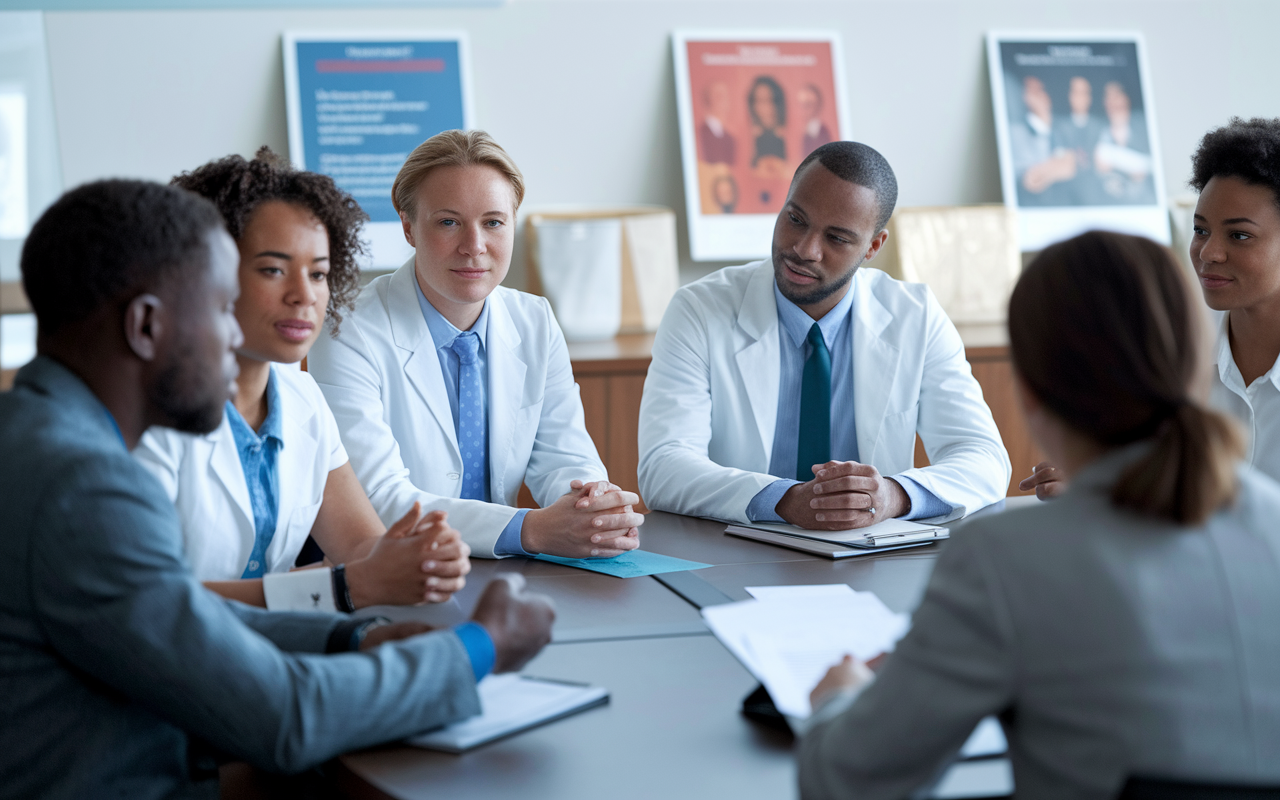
<box><xmin>339</xmin><ymin>506</ymin><xmax>1027</xmax><ymax>799</ymax></box>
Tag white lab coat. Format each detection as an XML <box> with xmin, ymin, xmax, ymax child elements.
<box><xmin>637</xmin><ymin>260</ymin><xmax>1011</xmax><ymax>523</ymax></box>
<box><xmin>134</xmin><ymin>365</ymin><xmax>348</xmax><ymax>580</ymax></box>
<box><xmin>307</xmin><ymin>259</ymin><xmax>607</xmax><ymax>557</ymax></box>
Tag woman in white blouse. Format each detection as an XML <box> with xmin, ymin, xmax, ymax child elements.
<box><xmin>136</xmin><ymin>148</ymin><xmax>470</xmax><ymax>612</ymax></box>
<box><xmin>1024</xmin><ymin>116</ymin><xmax>1280</xmax><ymax>497</ymax></box>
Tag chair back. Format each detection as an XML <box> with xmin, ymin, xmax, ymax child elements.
<box><xmin>1119</xmin><ymin>777</ymin><xmax>1280</xmax><ymax>799</ymax></box>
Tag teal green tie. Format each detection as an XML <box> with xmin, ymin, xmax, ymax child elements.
<box><xmin>797</xmin><ymin>322</ymin><xmax>832</xmax><ymax>481</ymax></box>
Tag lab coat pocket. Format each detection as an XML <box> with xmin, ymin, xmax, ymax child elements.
<box><xmin>875</xmin><ymin>402</ymin><xmax>920</xmax><ymax>473</ymax></box>
<box><xmin>274</xmin><ymin>500</ymin><xmax>324</xmax><ymax>571</ymax></box>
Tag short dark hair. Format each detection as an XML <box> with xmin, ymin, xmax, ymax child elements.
<box><xmin>1190</xmin><ymin>117</ymin><xmax>1280</xmax><ymax>210</ymax></box>
<box><xmin>172</xmin><ymin>147</ymin><xmax>368</xmax><ymax>333</ymax></box>
<box><xmin>794</xmin><ymin>141</ymin><xmax>899</xmax><ymax>230</ymax></box>
<box><xmin>21</xmin><ymin>179</ymin><xmax>224</xmax><ymax>337</ymax></box>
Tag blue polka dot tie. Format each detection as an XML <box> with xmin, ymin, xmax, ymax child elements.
<box><xmin>450</xmin><ymin>331</ymin><xmax>489</xmax><ymax>501</ymax></box>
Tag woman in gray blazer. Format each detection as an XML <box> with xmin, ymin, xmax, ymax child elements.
<box><xmin>798</xmin><ymin>230</ymin><xmax>1280</xmax><ymax>799</ymax></box>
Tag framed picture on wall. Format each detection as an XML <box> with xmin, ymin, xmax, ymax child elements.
<box><xmin>986</xmin><ymin>32</ymin><xmax>1169</xmax><ymax>251</ymax></box>
<box><xmin>283</xmin><ymin>31</ymin><xmax>473</xmax><ymax>269</ymax></box>
<box><xmin>673</xmin><ymin>31</ymin><xmax>850</xmax><ymax>262</ymax></box>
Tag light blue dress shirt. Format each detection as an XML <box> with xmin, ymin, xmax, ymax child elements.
<box><xmin>226</xmin><ymin>366</ymin><xmax>285</xmax><ymax>578</ymax></box>
<box><xmin>415</xmin><ymin>281</ymin><xmax>530</xmax><ymax>556</ymax></box>
<box><xmin>747</xmin><ymin>282</ymin><xmax>949</xmax><ymax>522</ymax></box>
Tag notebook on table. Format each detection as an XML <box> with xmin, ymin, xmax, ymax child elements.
<box><xmin>726</xmin><ymin>518</ymin><xmax>949</xmax><ymax>559</ymax></box>
<box><xmin>407</xmin><ymin>673</ymin><xmax>609</xmax><ymax>753</ymax></box>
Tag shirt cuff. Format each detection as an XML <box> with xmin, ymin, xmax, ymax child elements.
<box><xmin>494</xmin><ymin>508</ymin><xmax>532</xmax><ymax>556</ymax></box>
<box><xmin>893</xmin><ymin>476</ymin><xmax>952</xmax><ymax>520</ymax></box>
<box><xmin>747</xmin><ymin>479</ymin><xmax>801</xmax><ymax>523</ymax></box>
<box><xmin>453</xmin><ymin>621</ymin><xmax>497</xmax><ymax>681</ymax></box>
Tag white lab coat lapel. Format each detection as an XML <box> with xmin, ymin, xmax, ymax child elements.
<box><xmin>486</xmin><ymin>291</ymin><xmax>527</xmax><ymax>503</ymax></box>
<box><xmin>387</xmin><ymin>260</ymin><xmax>460</xmax><ymax>460</ymax></box>
<box><xmin>851</xmin><ymin>270</ymin><xmax>901</xmax><ymax>465</ymax></box>
<box><xmin>206</xmin><ymin>420</ymin><xmax>254</xmax><ymax>533</ymax></box>
<box><xmin>275</xmin><ymin>378</ymin><xmax>319</xmax><ymax>534</ymax></box>
<box><xmin>733</xmin><ymin>263</ymin><xmax>782</xmax><ymax>467</ymax></box>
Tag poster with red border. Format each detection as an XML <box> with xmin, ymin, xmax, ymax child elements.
<box><xmin>673</xmin><ymin>31</ymin><xmax>849</xmax><ymax>261</ymax></box>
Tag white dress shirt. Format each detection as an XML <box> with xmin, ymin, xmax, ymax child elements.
<box><xmin>1210</xmin><ymin>313</ymin><xmax>1280</xmax><ymax>484</ymax></box>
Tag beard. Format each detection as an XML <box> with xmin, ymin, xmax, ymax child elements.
<box><xmin>771</xmin><ymin>249</ymin><xmax>862</xmax><ymax>308</ymax></box>
<box><xmin>148</xmin><ymin>336</ymin><xmax>228</xmax><ymax>435</ymax></box>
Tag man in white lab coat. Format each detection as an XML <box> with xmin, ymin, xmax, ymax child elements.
<box><xmin>638</xmin><ymin>141</ymin><xmax>1010</xmax><ymax>529</ymax></box>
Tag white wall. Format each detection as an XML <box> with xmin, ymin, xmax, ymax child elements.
<box><xmin>24</xmin><ymin>0</ymin><xmax>1280</xmax><ymax>286</ymax></box>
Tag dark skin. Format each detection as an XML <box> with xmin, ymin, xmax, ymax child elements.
<box><xmin>1021</xmin><ymin>173</ymin><xmax>1280</xmax><ymax>500</ymax></box>
<box><xmin>41</xmin><ymin>226</ymin><xmax>554</xmax><ymax>666</ymax></box>
<box><xmin>37</xmin><ymin>229</ymin><xmax>244</xmax><ymax>449</ymax></box>
<box><xmin>769</xmin><ymin>162</ymin><xmax>911</xmax><ymax>530</ymax></box>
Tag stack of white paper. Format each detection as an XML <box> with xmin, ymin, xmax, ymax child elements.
<box><xmin>703</xmin><ymin>584</ymin><xmax>910</xmax><ymax>718</ymax></box>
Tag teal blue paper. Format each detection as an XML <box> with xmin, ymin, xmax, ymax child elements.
<box><xmin>534</xmin><ymin>550</ymin><xmax>709</xmax><ymax>578</ymax></box>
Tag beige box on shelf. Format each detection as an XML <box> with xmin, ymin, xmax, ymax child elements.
<box><xmin>874</xmin><ymin>204</ymin><xmax>1020</xmax><ymax>325</ymax></box>
<box><xmin>526</xmin><ymin>207</ymin><xmax>679</xmax><ymax>342</ymax></box>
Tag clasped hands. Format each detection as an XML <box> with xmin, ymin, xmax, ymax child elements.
<box><xmin>521</xmin><ymin>479</ymin><xmax>644</xmax><ymax>558</ymax></box>
<box><xmin>776</xmin><ymin>460</ymin><xmax>910</xmax><ymax>531</ymax></box>
<box><xmin>345</xmin><ymin>502</ymin><xmax>471</xmax><ymax>608</ymax></box>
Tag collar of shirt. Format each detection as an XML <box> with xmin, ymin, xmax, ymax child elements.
<box><xmin>806</xmin><ymin>118</ymin><xmax>823</xmax><ymax>137</ymax></box>
<box><xmin>416</xmin><ymin>275</ymin><xmax>491</xmax><ymax>354</ymax></box>
<box><xmin>705</xmin><ymin>115</ymin><xmax>725</xmax><ymax>137</ymax></box>
<box><xmin>226</xmin><ymin>365</ymin><xmax>285</xmax><ymax>451</ymax></box>
<box><xmin>773</xmin><ymin>278</ymin><xmax>855</xmax><ymax>352</ymax></box>
<box><xmin>1215</xmin><ymin>312</ymin><xmax>1280</xmax><ymax>395</ymax></box>
<box><xmin>1026</xmin><ymin>112</ymin><xmax>1051</xmax><ymax>137</ymax></box>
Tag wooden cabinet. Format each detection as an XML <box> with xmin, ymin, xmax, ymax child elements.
<box><xmin>569</xmin><ymin>335</ymin><xmax>654</xmax><ymax>512</ymax></box>
<box><xmin>517</xmin><ymin>334</ymin><xmax>655</xmax><ymax>511</ymax></box>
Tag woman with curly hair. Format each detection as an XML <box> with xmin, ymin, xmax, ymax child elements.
<box><xmin>1188</xmin><ymin>117</ymin><xmax>1280</xmax><ymax>484</ymax></box>
<box><xmin>1024</xmin><ymin>117</ymin><xmax>1280</xmax><ymax>497</ymax></box>
<box><xmin>135</xmin><ymin>148</ymin><xmax>472</xmax><ymax>619</ymax></box>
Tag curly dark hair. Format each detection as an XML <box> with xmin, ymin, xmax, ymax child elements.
<box><xmin>1190</xmin><ymin>117</ymin><xmax>1280</xmax><ymax>210</ymax></box>
<box><xmin>171</xmin><ymin>146</ymin><xmax>368</xmax><ymax>333</ymax></box>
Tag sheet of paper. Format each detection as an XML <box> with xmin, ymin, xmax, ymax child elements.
<box><xmin>407</xmin><ymin>674</ymin><xmax>608</xmax><ymax>752</ymax></box>
<box><xmin>702</xmin><ymin>590</ymin><xmax>911</xmax><ymax>718</ymax></box>
<box><xmin>959</xmin><ymin>716</ymin><xmax>1007</xmax><ymax>759</ymax></box>
<box><xmin>745</xmin><ymin>584</ymin><xmax>856</xmax><ymax>602</ymax></box>
<box><xmin>737</xmin><ymin>517</ymin><xmax>945</xmax><ymax>545</ymax></box>
<box><xmin>534</xmin><ymin>549</ymin><xmax>710</xmax><ymax>578</ymax></box>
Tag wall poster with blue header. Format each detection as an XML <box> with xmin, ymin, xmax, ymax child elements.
<box><xmin>283</xmin><ymin>32</ymin><xmax>472</xmax><ymax>268</ymax></box>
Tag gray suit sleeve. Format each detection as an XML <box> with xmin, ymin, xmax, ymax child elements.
<box><xmin>797</xmin><ymin>529</ymin><xmax>1016</xmax><ymax>800</ymax></box>
<box><xmin>222</xmin><ymin>601</ymin><xmax>341</xmax><ymax>654</ymax></box>
<box><xmin>31</xmin><ymin>460</ymin><xmax>480</xmax><ymax>773</ymax></box>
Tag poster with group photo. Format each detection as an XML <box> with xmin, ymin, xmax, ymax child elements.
<box><xmin>674</xmin><ymin>32</ymin><xmax>849</xmax><ymax>261</ymax></box>
<box><xmin>283</xmin><ymin>31</ymin><xmax>472</xmax><ymax>268</ymax></box>
<box><xmin>987</xmin><ymin>32</ymin><xmax>1169</xmax><ymax>251</ymax></box>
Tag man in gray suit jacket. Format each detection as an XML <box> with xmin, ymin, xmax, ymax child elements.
<box><xmin>0</xmin><ymin>179</ymin><xmax>554</xmax><ymax>799</ymax></box>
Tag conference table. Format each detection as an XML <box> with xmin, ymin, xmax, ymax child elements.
<box><xmin>332</xmin><ymin>505</ymin><xmax>1031</xmax><ymax>800</ymax></box>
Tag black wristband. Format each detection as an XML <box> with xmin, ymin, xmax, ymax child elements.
<box><xmin>331</xmin><ymin>564</ymin><xmax>356</xmax><ymax>613</ymax></box>
<box><xmin>326</xmin><ymin>617</ymin><xmax>388</xmax><ymax>654</ymax></box>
